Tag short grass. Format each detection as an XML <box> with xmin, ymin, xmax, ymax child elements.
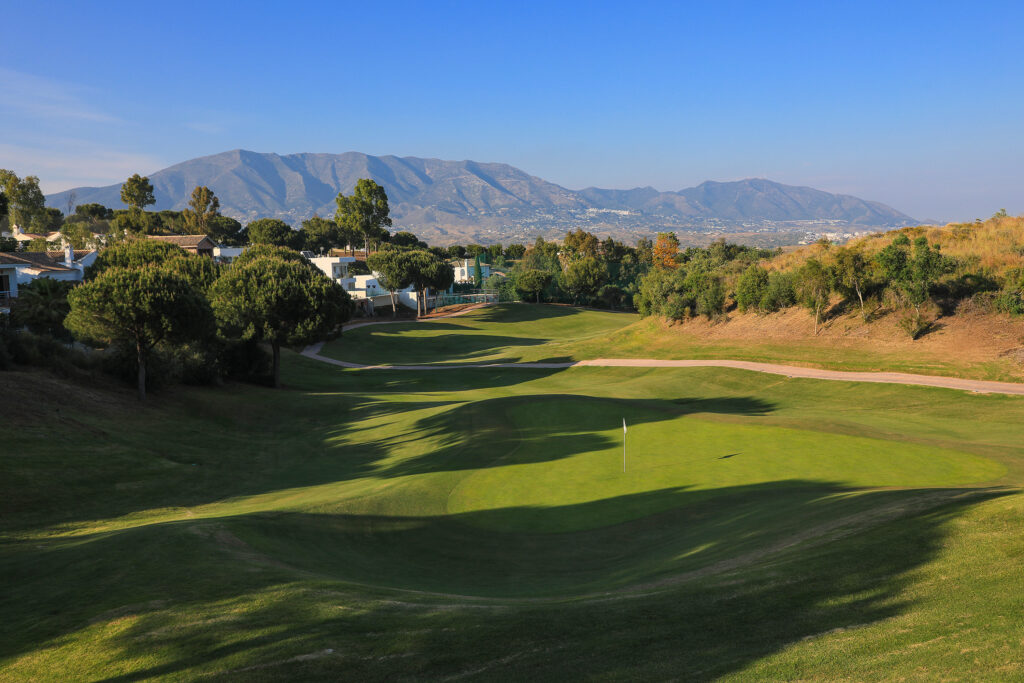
<box><xmin>324</xmin><ymin>303</ymin><xmax>1024</xmax><ymax>381</ymax></box>
<box><xmin>322</xmin><ymin>304</ymin><xmax>635</xmax><ymax>366</ymax></box>
<box><xmin>3</xmin><ymin>307</ymin><xmax>1024</xmax><ymax>680</ymax></box>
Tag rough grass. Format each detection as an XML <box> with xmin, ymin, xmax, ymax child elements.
<box><xmin>770</xmin><ymin>214</ymin><xmax>1024</xmax><ymax>275</ymax></box>
<box><xmin>3</xmin><ymin>310</ymin><xmax>1024</xmax><ymax>679</ymax></box>
<box><xmin>325</xmin><ymin>303</ymin><xmax>1024</xmax><ymax>381</ymax></box>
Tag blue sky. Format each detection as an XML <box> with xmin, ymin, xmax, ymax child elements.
<box><xmin>2</xmin><ymin>0</ymin><xmax>1021</xmax><ymax>221</ymax></box>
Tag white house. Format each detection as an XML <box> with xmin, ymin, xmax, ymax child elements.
<box><xmin>4</xmin><ymin>225</ymin><xmax>62</xmax><ymax>245</ymax></box>
<box><xmin>452</xmin><ymin>258</ymin><xmax>491</xmax><ymax>284</ymax></box>
<box><xmin>309</xmin><ymin>256</ymin><xmax>357</xmax><ymax>292</ymax></box>
<box><xmin>0</xmin><ymin>261</ymin><xmax>18</xmax><ymax>310</ymax></box>
<box><xmin>0</xmin><ymin>246</ymin><xmax>96</xmax><ymax>311</ymax></box>
<box><xmin>213</xmin><ymin>246</ymin><xmax>246</xmax><ymax>263</ymax></box>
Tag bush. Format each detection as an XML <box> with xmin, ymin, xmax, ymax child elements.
<box><xmin>759</xmin><ymin>271</ymin><xmax>797</xmax><ymax>312</ymax></box>
<box><xmin>736</xmin><ymin>264</ymin><xmax>769</xmax><ymax>312</ymax></box>
<box><xmin>897</xmin><ymin>309</ymin><xmax>934</xmax><ymax>339</ymax></box>
<box><xmin>3</xmin><ymin>329</ymin><xmax>101</xmax><ymax>378</ymax></box>
<box><xmin>995</xmin><ymin>290</ymin><xmax>1024</xmax><ymax>315</ymax></box>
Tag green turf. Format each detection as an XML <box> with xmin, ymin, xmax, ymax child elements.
<box><xmin>321</xmin><ymin>304</ymin><xmax>636</xmax><ymax>365</ymax></box>
<box><xmin>324</xmin><ymin>303</ymin><xmax>1024</xmax><ymax>381</ymax></box>
<box><xmin>3</xmin><ymin>306</ymin><xmax>1024</xmax><ymax>680</ymax></box>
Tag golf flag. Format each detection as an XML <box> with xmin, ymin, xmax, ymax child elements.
<box><xmin>622</xmin><ymin>418</ymin><xmax>627</xmax><ymax>473</ymax></box>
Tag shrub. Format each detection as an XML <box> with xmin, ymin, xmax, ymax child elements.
<box><xmin>736</xmin><ymin>264</ymin><xmax>769</xmax><ymax>312</ymax></box>
<box><xmin>897</xmin><ymin>309</ymin><xmax>934</xmax><ymax>339</ymax></box>
<box><xmin>759</xmin><ymin>271</ymin><xmax>797</xmax><ymax>312</ymax></box>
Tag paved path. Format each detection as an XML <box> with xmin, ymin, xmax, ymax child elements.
<box><xmin>304</xmin><ymin>306</ymin><xmax>1024</xmax><ymax>396</ymax></box>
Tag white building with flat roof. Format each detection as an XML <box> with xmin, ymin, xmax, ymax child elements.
<box><xmin>309</xmin><ymin>256</ymin><xmax>357</xmax><ymax>292</ymax></box>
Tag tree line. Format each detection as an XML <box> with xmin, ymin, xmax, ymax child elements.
<box><xmin>2</xmin><ymin>239</ymin><xmax>351</xmax><ymax>399</ymax></box>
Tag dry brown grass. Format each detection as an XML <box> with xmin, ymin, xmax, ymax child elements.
<box><xmin>764</xmin><ymin>214</ymin><xmax>1024</xmax><ymax>277</ymax></box>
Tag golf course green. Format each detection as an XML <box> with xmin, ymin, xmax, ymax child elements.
<box><xmin>3</xmin><ymin>304</ymin><xmax>1023</xmax><ymax>680</ymax></box>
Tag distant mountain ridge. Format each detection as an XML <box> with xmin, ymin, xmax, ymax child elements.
<box><xmin>46</xmin><ymin>150</ymin><xmax>916</xmax><ymax>244</ymax></box>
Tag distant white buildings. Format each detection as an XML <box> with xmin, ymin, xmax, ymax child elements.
<box><xmin>308</xmin><ymin>256</ymin><xmax>357</xmax><ymax>292</ymax></box>
<box><xmin>452</xmin><ymin>258</ymin><xmax>490</xmax><ymax>284</ymax></box>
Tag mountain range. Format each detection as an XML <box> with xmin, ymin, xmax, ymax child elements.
<box><xmin>46</xmin><ymin>150</ymin><xmax>917</xmax><ymax>245</ymax></box>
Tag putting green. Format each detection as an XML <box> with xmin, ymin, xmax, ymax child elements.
<box><xmin>445</xmin><ymin>397</ymin><xmax>1005</xmax><ymax>532</ymax></box>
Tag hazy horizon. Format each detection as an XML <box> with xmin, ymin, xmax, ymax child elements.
<box><xmin>3</xmin><ymin>1</ymin><xmax>1022</xmax><ymax>223</ymax></box>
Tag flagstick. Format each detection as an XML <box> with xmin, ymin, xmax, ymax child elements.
<box><xmin>623</xmin><ymin>432</ymin><xmax>626</xmax><ymax>473</ymax></box>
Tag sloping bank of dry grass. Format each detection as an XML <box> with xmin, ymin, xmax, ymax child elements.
<box><xmin>567</xmin><ymin>306</ymin><xmax>1024</xmax><ymax>382</ymax></box>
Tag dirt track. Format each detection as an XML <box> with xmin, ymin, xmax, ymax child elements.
<box><xmin>305</xmin><ymin>306</ymin><xmax>1024</xmax><ymax>396</ymax></box>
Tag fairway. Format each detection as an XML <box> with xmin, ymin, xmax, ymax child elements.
<box><xmin>321</xmin><ymin>304</ymin><xmax>636</xmax><ymax>365</ymax></box>
<box><xmin>3</xmin><ymin>304</ymin><xmax>1024</xmax><ymax>680</ymax></box>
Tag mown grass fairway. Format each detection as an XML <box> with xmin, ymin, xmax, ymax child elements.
<box><xmin>324</xmin><ymin>304</ymin><xmax>1024</xmax><ymax>381</ymax></box>
<box><xmin>3</xmin><ymin>305</ymin><xmax>1024</xmax><ymax>680</ymax></box>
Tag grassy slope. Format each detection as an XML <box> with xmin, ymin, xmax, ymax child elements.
<box><xmin>324</xmin><ymin>303</ymin><xmax>1024</xmax><ymax>381</ymax></box>
<box><xmin>3</xmin><ymin>314</ymin><xmax>1024</xmax><ymax>679</ymax></box>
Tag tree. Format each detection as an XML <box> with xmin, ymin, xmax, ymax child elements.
<box><xmin>876</xmin><ymin>235</ymin><xmax>949</xmax><ymax>313</ymax></box>
<box><xmin>120</xmin><ymin>174</ymin><xmax>155</xmax><ymax>213</ymax></box>
<box><xmin>447</xmin><ymin>244</ymin><xmax>467</xmax><ymax>259</ymax></box>
<box><xmin>736</xmin><ymin>264</ymin><xmax>770</xmax><ymax>313</ymax></box>
<box><xmin>564</xmin><ymin>256</ymin><xmax>608</xmax><ymax>304</ymax></box>
<box><xmin>233</xmin><ymin>243</ymin><xmax>308</xmax><ymax>268</ymax></box>
<box><xmin>367</xmin><ymin>249</ymin><xmax>414</xmax><ymax>317</ymax></box>
<box><xmin>487</xmin><ymin>244</ymin><xmax>503</xmax><ymax>262</ymax></box>
<box><xmin>75</xmin><ymin>203</ymin><xmax>114</xmax><ymax>221</ymax></box>
<box><xmin>161</xmin><ymin>254</ymin><xmax>222</xmax><ymax>294</ymax></box>
<box><xmin>65</xmin><ymin>266</ymin><xmax>212</xmax><ymax>400</ymax></box>
<box><xmin>0</xmin><ymin>189</ymin><xmax>7</xmax><ymax>221</ymax></box>
<box><xmin>473</xmin><ymin>253</ymin><xmax>483</xmax><ymax>288</ymax></box>
<box><xmin>516</xmin><ymin>269</ymin><xmax>552</xmax><ymax>303</ymax></box>
<box><xmin>0</xmin><ymin>170</ymin><xmax>47</xmax><ymax>230</ymax></box>
<box><xmin>334</xmin><ymin>179</ymin><xmax>392</xmax><ymax>253</ymax></box>
<box><xmin>390</xmin><ymin>231</ymin><xmax>426</xmax><ymax>248</ymax></box>
<box><xmin>830</xmin><ymin>245</ymin><xmax>871</xmax><ymax>317</ymax></box>
<box><xmin>504</xmin><ymin>243</ymin><xmax>526</xmax><ymax>260</ymax></box>
<box><xmin>40</xmin><ymin>208</ymin><xmax>63</xmax><ymax>232</ymax></box>
<box><xmin>210</xmin><ymin>257</ymin><xmax>351</xmax><ymax>387</ymax></box>
<box><xmin>796</xmin><ymin>258</ymin><xmax>831</xmax><ymax>335</ymax></box>
<box><xmin>653</xmin><ymin>232</ymin><xmax>680</xmax><ymax>269</ymax></box>
<box><xmin>404</xmin><ymin>250</ymin><xmax>453</xmax><ymax>316</ymax></box>
<box><xmin>207</xmin><ymin>215</ymin><xmax>246</xmax><ymax>246</ymax></box>
<box><xmin>182</xmin><ymin>186</ymin><xmax>220</xmax><ymax>233</ymax></box>
<box><xmin>11</xmin><ymin>278</ymin><xmax>73</xmax><ymax>339</ymax></box>
<box><xmin>465</xmin><ymin>244</ymin><xmax>486</xmax><ymax>258</ymax></box>
<box><xmin>60</xmin><ymin>221</ymin><xmax>97</xmax><ymax>250</ymax></box>
<box><xmin>564</xmin><ymin>229</ymin><xmax>599</xmax><ymax>257</ymax></box>
<box><xmin>247</xmin><ymin>218</ymin><xmax>297</xmax><ymax>248</ymax></box>
<box><xmin>636</xmin><ymin>237</ymin><xmax>654</xmax><ymax>266</ymax></box>
<box><xmin>87</xmin><ymin>239</ymin><xmax>185</xmax><ymax>278</ymax></box>
<box><xmin>299</xmin><ymin>216</ymin><xmax>343</xmax><ymax>254</ymax></box>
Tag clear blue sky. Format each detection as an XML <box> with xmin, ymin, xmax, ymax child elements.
<box><xmin>2</xmin><ymin>0</ymin><xmax>1021</xmax><ymax>221</ymax></box>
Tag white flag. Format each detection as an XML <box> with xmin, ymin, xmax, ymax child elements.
<box><xmin>623</xmin><ymin>418</ymin><xmax>627</xmax><ymax>434</ymax></box>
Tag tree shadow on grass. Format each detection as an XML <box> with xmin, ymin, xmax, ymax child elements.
<box><xmin>329</xmin><ymin>322</ymin><xmax>558</xmax><ymax>366</ymax></box>
<box><xmin>2</xmin><ymin>483</ymin><xmax>1010</xmax><ymax>680</ymax></box>
<box><xmin>326</xmin><ymin>393</ymin><xmax>776</xmax><ymax>479</ymax></box>
<box><xmin>468</xmin><ymin>303</ymin><xmax>588</xmax><ymax>324</ymax></box>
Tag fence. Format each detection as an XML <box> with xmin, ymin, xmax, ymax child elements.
<box><xmin>430</xmin><ymin>290</ymin><xmax>500</xmax><ymax>308</ymax></box>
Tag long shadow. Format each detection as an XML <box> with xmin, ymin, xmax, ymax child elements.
<box><xmin>325</xmin><ymin>393</ymin><xmax>775</xmax><ymax>479</ymax></box>
<box><xmin>329</xmin><ymin>328</ymin><xmax>554</xmax><ymax>365</ymax></box>
<box><xmin>469</xmin><ymin>303</ymin><xmax>587</xmax><ymax>323</ymax></box>
<box><xmin>1</xmin><ymin>482</ymin><xmax>1010</xmax><ymax>680</ymax></box>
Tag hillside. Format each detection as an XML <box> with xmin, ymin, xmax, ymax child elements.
<box><xmin>44</xmin><ymin>150</ymin><xmax>916</xmax><ymax>244</ymax></box>
<box><xmin>4</xmin><ymin>311</ymin><xmax>1024</xmax><ymax>680</ymax></box>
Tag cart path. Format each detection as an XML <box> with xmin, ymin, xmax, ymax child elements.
<box><xmin>305</xmin><ymin>306</ymin><xmax>1024</xmax><ymax>396</ymax></box>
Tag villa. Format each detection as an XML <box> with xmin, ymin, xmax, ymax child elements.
<box><xmin>452</xmin><ymin>258</ymin><xmax>490</xmax><ymax>284</ymax></box>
